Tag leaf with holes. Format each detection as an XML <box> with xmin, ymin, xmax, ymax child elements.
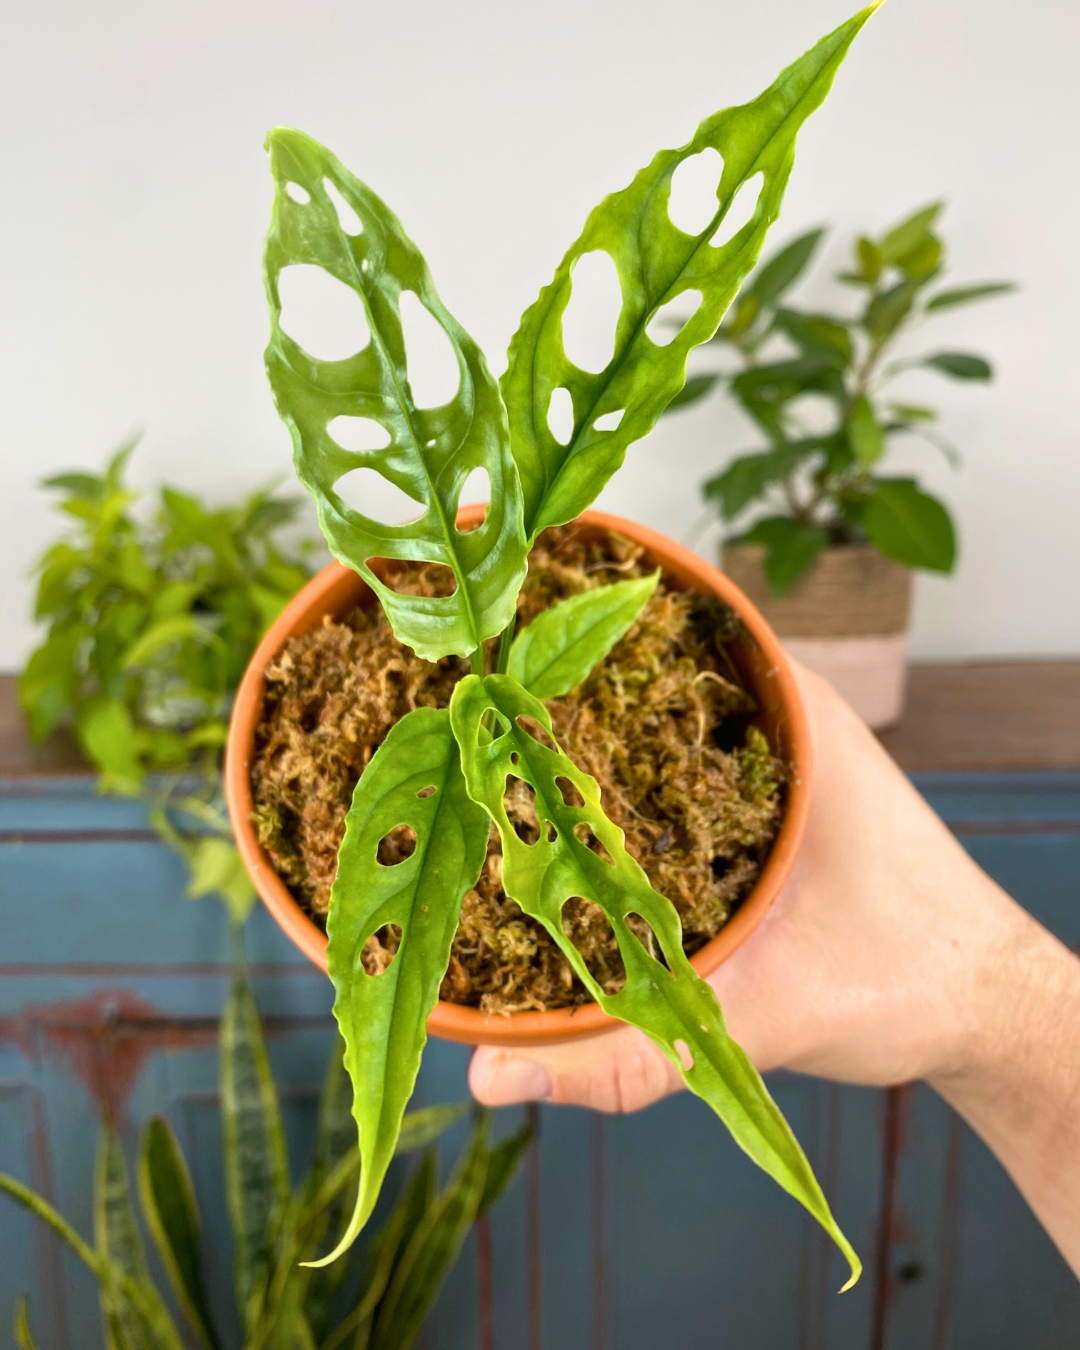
<box><xmin>263</xmin><ymin>128</ymin><xmax>528</xmax><ymax>661</ymax></box>
<box><xmin>311</xmin><ymin>707</ymin><xmax>489</xmax><ymax>1267</ymax></box>
<box><xmin>449</xmin><ymin>674</ymin><xmax>861</xmax><ymax>1288</ymax></box>
<box><xmin>506</xmin><ymin>572</ymin><xmax>659</xmax><ymax>700</ymax></box>
<box><xmin>501</xmin><ymin>5</ymin><xmax>878</xmax><ymax>541</ymax></box>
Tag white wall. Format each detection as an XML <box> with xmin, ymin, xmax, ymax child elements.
<box><xmin>3</xmin><ymin>0</ymin><xmax>1078</xmax><ymax>667</ymax></box>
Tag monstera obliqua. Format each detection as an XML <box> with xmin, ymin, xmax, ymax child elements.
<box><xmin>262</xmin><ymin>5</ymin><xmax>881</xmax><ymax>1287</ymax></box>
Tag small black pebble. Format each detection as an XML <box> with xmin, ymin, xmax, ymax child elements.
<box><xmin>652</xmin><ymin>829</ymin><xmax>673</xmax><ymax>855</ymax></box>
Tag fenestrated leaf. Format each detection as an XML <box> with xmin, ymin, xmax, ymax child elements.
<box><xmin>506</xmin><ymin>573</ymin><xmax>659</xmax><ymax>701</ymax></box>
<box><xmin>740</xmin><ymin>516</ymin><xmax>830</xmax><ymax>594</ymax></box>
<box><xmin>449</xmin><ymin>675</ymin><xmax>861</xmax><ymax>1289</ymax></box>
<box><xmin>369</xmin><ymin>1114</ymin><xmax>491</xmax><ymax>1350</ymax></box>
<box><xmin>925</xmin><ymin>281</ymin><xmax>1016</xmax><ymax>311</ymax></box>
<box><xmin>921</xmin><ymin>351</ymin><xmax>993</xmax><ymax>381</ymax></box>
<box><xmin>745</xmin><ymin>227</ymin><xmax>825</xmax><ymax>307</ymax></box>
<box><xmin>501</xmin><ymin>6</ymin><xmax>879</xmax><ymax>540</ymax></box>
<box><xmin>138</xmin><ymin>1118</ymin><xmax>222</xmax><ymax>1350</ymax></box>
<box><xmin>263</xmin><ymin>128</ymin><xmax>527</xmax><ymax>662</ymax></box>
<box><xmin>311</xmin><ymin>708</ymin><xmax>489</xmax><ymax>1267</ymax></box>
<box><xmin>220</xmin><ymin>970</ymin><xmax>291</xmax><ymax>1336</ymax></box>
<box><xmin>703</xmin><ymin>440</ymin><xmax>822</xmax><ymax>521</ymax></box>
<box><xmin>863</xmin><ymin>479</ymin><xmax>956</xmax><ymax>572</ymax></box>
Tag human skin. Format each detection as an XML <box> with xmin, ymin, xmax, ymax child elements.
<box><xmin>468</xmin><ymin>664</ymin><xmax>1080</xmax><ymax>1276</ymax></box>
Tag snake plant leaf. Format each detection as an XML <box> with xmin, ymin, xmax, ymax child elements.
<box><xmin>501</xmin><ymin>5</ymin><xmax>878</xmax><ymax>541</ymax></box>
<box><xmin>477</xmin><ymin>1120</ymin><xmax>533</xmax><ymax>1216</ymax></box>
<box><xmin>95</xmin><ymin>1127</ymin><xmax>182</xmax><ymax>1350</ymax></box>
<box><xmin>14</xmin><ymin>1298</ymin><xmax>40</xmax><ymax>1350</ymax></box>
<box><xmin>450</xmin><ymin>674</ymin><xmax>860</xmax><ymax>1289</ymax></box>
<box><xmin>220</xmin><ymin>971</ymin><xmax>291</xmax><ymax>1336</ymax></box>
<box><xmin>506</xmin><ymin>572</ymin><xmax>659</xmax><ymax>700</ymax></box>
<box><xmin>311</xmin><ymin>707</ymin><xmax>489</xmax><ymax>1268</ymax></box>
<box><xmin>370</xmin><ymin>1115</ymin><xmax>490</xmax><ymax>1350</ymax></box>
<box><xmin>138</xmin><ymin>1117</ymin><xmax>223</xmax><ymax>1350</ymax></box>
<box><xmin>263</xmin><ymin>128</ymin><xmax>528</xmax><ymax>662</ymax></box>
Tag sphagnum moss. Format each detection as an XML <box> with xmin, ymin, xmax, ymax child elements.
<box><xmin>250</xmin><ymin>527</ymin><xmax>784</xmax><ymax>1014</ymax></box>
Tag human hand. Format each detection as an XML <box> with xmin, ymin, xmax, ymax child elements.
<box><xmin>469</xmin><ymin>661</ymin><xmax>1032</xmax><ymax>1111</ymax></box>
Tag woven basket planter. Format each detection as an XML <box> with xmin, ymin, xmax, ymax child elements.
<box><xmin>721</xmin><ymin>543</ymin><xmax>913</xmax><ymax>729</ymax></box>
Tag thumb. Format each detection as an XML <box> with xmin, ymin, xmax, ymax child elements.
<box><xmin>468</xmin><ymin>1024</ymin><xmax>683</xmax><ymax>1115</ymax></box>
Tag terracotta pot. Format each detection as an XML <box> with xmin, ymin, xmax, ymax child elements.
<box><xmin>226</xmin><ymin>508</ymin><xmax>811</xmax><ymax>1047</ymax></box>
<box><xmin>722</xmin><ymin>543</ymin><xmax>913</xmax><ymax>731</ymax></box>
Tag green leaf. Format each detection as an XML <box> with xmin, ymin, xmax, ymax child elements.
<box><xmin>887</xmin><ymin>403</ymin><xmax>937</xmax><ymax>422</ymax></box>
<box><xmin>19</xmin><ymin>624</ymin><xmax>84</xmax><ymax>740</ymax></box>
<box><xmin>746</xmin><ymin>227</ymin><xmax>825</xmax><ymax>308</ymax></box>
<box><xmin>846</xmin><ymin>395</ymin><xmax>884</xmax><ymax>467</ymax></box>
<box><xmin>122</xmin><ymin>617</ymin><xmax>219</xmax><ymax>670</ymax></box>
<box><xmin>703</xmin><ymin>440</ymin><xmax>821</xmax><ymax>521</ymax></box>
<box><xmin>138</xmin><ymin>1118</ymin><xmax>223</xmax><ymax>1350</ymax></box>
<box><xmin>220</xmin><ymin>970</ymin><xmax>291</xmax><ymax>1336</ymax></box>
<box><xmin>477</xmin><ymin>1121</ymin><xmax>533</xmax><ymax>1217</ymax></box>
<box><xmin>449</xmin><ymin>675</ymin><xmax>860</xmax><ymax>1288</ymax></box>
<box><xmin>42</xmin><ymin>471</ymin><xmax>105</xmax><ymax>499</ymax></box>
<box><xmin>186</xmin><ymin>837</ymin><xmax>257</xmax><ymax>925</ymax></box>
<box><xmin>921</xmin><ymin>351</ymin><xmax>993</xmax><ymax>381</ymax></box>
<box><xmin>863</xmin><ymin>279</ymin><xmax>917</xmax><ymax>340</ymax></box>
<box><xmin>395</xmin><ymin>1102</ymin><xmax>472</xmax><ymax>1156</ymax></box>
<box><xmin>862</xmin><ymin>479</ymin><xmax>956</xmax><ymax>571</ymax></box>
<box><xmin>925</xmin><ymin>281</ymin><xmax>1016</xmax><ymax>311</ymax></box>
<box><xmin>501</xmin><ymin>6</ymin><xmax>878</xmax><ymax>540</ymax></box>
<box><xmin>14</xmin><ymin>1297</ymin><xmax>40</xmax><ymax>1350</ymax></box>
<box><xmin>76</xmin><ymin>696</ymin><xmax>143</xmax><ymax>791</ymax></box>
<box><xmin>895</xmin><ymin>233</ymin><xmax>941</xmax><ymax>280</ymax></box>
<box><xmin>313</xmin><ymin>707</ymin><xmax>489</xmax><ymax>1267</ymax></box>
<box><xmin>370</xmin><ymin>1115</ymin><xmax>491</xmax><ymax>1350</ymax></box>
<box><xmin>662</xmin><ymin>373</ymin><xmax>722</xmax><ymax>412</ymax></box>
<box><xmin>855</xmin><ymin>236</ymin><xmax>883</xmax><ymax>283</ymax></box>
<box><xmin>263</xmin><ymin>128</ymin><xmax>527</xmax><ymax>662</ymax></box>
<box><xmin>772</xmin><ymin>309</ymin><xmax>851</xmax><ymax>366</ymax></box>
<box><xmin>877</xmin><ymin>202</ymin><xmax>942</xmax><ymax>263</ymax></box>
<box><xmin>506</xmin><ymin>572</ymin><xmax>659</xmax><ymax>701</ymax></box>
<box><xmin>739</xmin><ymin>516</ymin><xmax>830</xmax><ymax>594</ymax></box>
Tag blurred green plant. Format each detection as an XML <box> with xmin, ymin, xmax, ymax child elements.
<box><xmin>666</xmin><ymin>204</ymin><xmax>1015</xmax><ymax>593</ymax></box>
<box><xmin>1</xmin><ymin>959</ymin><xmax>529</xmax><ymax>1350</ymax></box>
<box><xmin>19</xmin><ymin>440</ymin><xmax>314</xmax><ymax>921</ymax></box>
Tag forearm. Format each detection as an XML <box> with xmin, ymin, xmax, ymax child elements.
<box><xmin>929</xmin><ymin>896</ymin><xmax>1080</xmax><ymax>1276</ymax></box>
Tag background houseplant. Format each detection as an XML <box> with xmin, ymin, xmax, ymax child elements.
<box><xmin>230</xmin><ymin>5</ymin><xmax>881</xmax><ymax>1283</ymax></box>
<box><xmin>666</xmin><ymin>203</ymin><xmax>1014</xmax><ymax>727</ymax></box>
<box><xmin>19</xmin><ymin>444</ymin><xmax>314</xmax><ymax>921</ymax></box>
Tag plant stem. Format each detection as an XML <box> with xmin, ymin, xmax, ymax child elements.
<box><xmin>470</xmin><ymin>646</ymin><xmax>485</xmax><ymax>678</ymax></box>
<box><xmin>495</xmin><ymin>618</ymin><xmax>516</xmax><ymax>675</ymax></box>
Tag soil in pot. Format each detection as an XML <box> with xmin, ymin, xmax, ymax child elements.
<box><xmin>249</xmin><ymin>524</ymin><xmax>788</xmax><ymax>1015</ymax></box>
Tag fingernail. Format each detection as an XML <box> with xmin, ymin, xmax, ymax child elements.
<box><xmin>483</xmin><ymin>1057</ymin><xmax>552</xmax><ymax>1105</ymax></box>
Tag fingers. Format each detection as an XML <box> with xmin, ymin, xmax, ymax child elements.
<box><xmin>469</xmin><ymin>1023</ymin><xmax>683</xmax><ymax>1114</ymax></box>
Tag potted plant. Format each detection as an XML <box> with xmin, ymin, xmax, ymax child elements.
<box><xmin>226</xmin><ymin>7</ymin><xmax>881</xmax><ymax>1283</ymax></box>
<box><xmin>666</xmin><ymin>206</ymin><xmax>1014</xmax><ymax>727</ymax></box>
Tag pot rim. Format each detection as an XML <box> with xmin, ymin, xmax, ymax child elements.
<box><xmin>225</xmin><ymin>507</ymin><xmax>811</xmax><ymax>1047</ymax></box>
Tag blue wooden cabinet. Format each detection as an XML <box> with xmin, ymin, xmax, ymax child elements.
<box><xmin>2</xmin><ymin>765</ymin><xmax>1078</xmax><ymax>1348</ymax></box>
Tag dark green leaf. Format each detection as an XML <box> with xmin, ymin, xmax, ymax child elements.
<box><xmin>506</xmin><ymin>573</ymin><xmax>659</xmax><ymax>701</ymax></box>
<box><xmin>740</xmin><ymin>516</ymin><xmax>830</xmax><ymax>593</ymax></box>
<box><xmin>138</xmin><ymin>1118</ymin><xmax>223</xmax><ymax>1350</ymax></box>
<box><xmin>746</xmin><ymin>227</ymin><xmax>826</xmax><ymax>307</ymax></box>
<box><xmin>863</xmin><ymin>280</ymin><xmax>916</xmax><ymax>340</ymax></box>
<box><xmin>877</xmin><ymin>202</ymin><xmax>942</xmax><ymax>263</ymax></box>
<box><xmin>450</xmin><ymin>675</ymin><xmax>860</xmax><ymax>1288</ymax></box>
<box><xmin>312</xmin><ymin>708</ymin><xmax>489</xmax><ymax>1267</ymax></box>
<box><xmin>220</xmin><ymin>971</ymin><xmax>290</xmax><ymax>1336</ymax></box>
<box><xmin>862</xmin><ymin>479</ymin><xmax>956</xmax><ymax>571</ymax></box>
<box><xmin>703</xmin><ymin>440</ymin><xmax>821</xmax><ymax>521</ymax></box>
<box><xmin>925</xmin><ymin>281</ymin><xmax>1016</xmax><ymax>311</ymax></box>
<box><xmin>846</xmin><ymin>395</ymin><xmax>884</xmax><ymax>467</ymax></box>
<box><xmin>370</xmin><ymin>1115</ymin><xmax>491</xmax><ymax>1350</ymax></box>
<box><xmin>921</xmin><ymin>351</ymin><xmax>993</xmax><ymax>381</ymax></box>
<box><xmin>263</xmin><ymin>128</ymin><xmax>527</xmax><ymax>662</ymax></box>
<box><xmin>773</xmin><ymin>309</ymin><xmax>851</xmax><ymax>366</ymax></box>
<box><xmin>478</xmin><ymin>1122</ymin><xmax>533</xmax><ymax>1217</ymax></box>
<box><xmin>663</xmin><ymin>373</ymin><xmax>722</xmax><ymax>412</ymax></box>
<box><xmin>501</xmin><ymin>6</ymin><xmax>879</xmax><ymax>540</ymax></box>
